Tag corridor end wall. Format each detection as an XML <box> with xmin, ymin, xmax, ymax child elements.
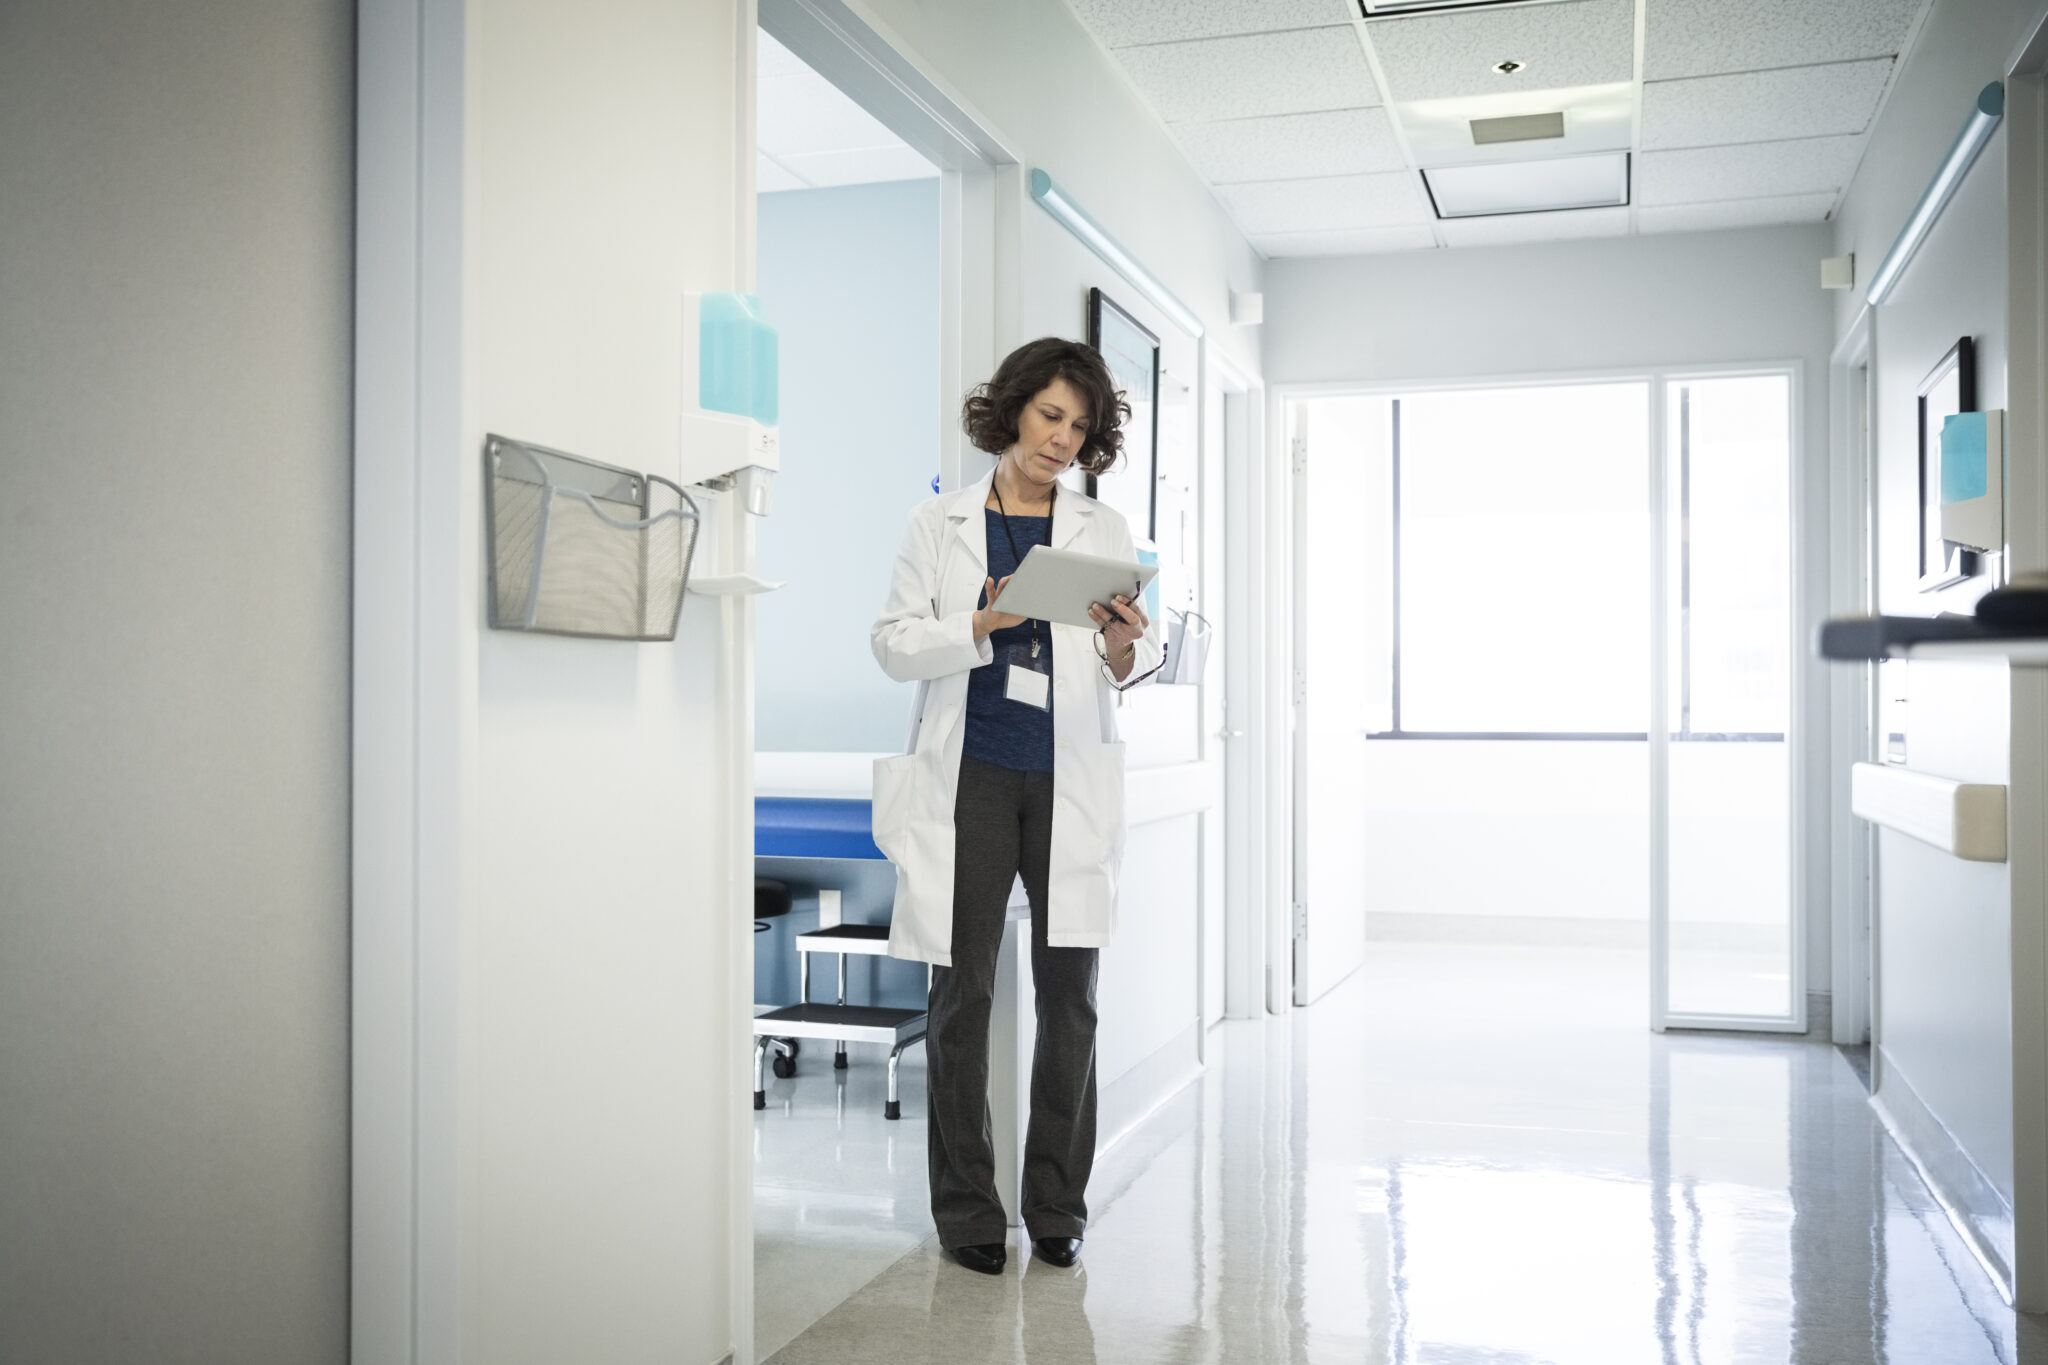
<box><xmin>1265</xmin><ymin>225</ymin><xmax>1837</xmax><ymax>998</ymax></box>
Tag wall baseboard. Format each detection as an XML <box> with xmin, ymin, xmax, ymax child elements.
<box><xmin>1097</xmin><ymin>1021</ymin><xmax>1202</xmax><ymax>1159</ymax></box>
<box><xmin>1872</xmin><ymin>1046</ymin><xmax>2016</xmax><ymax>1303</ymax></box>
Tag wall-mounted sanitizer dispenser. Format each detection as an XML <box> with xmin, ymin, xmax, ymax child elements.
<box><xmin>681</xmin><ymin>291</ymin><xmax>779</xmax><ymax>515</ymax></box>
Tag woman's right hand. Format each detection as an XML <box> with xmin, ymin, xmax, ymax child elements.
<box><xmin>973</xmin><ymin>576</ymin><xmax>1026</xmax><ymax>640</ymax></box>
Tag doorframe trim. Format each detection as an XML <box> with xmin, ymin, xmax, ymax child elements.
<box><xmin>352</xmin><ymin>0</ymin><xmax>469</xmax><ymax>1358</ymax></box>
<box><xmin>1828</xmin><ymin>308</ymin><xmax>1877</xmax><ymax>1048</ymax></box>
<box><xmin>1208</xmin><ymin>348</ymin><xmax>1266</xmax><ymax>1023</ymax></box>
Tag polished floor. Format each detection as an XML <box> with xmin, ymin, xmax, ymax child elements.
<box><xmin>757</xmin><ymin>943</ymin><xmax>2048</xmax><ymax>1364</ymax></box>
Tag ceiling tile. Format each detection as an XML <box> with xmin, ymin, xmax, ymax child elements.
<box><xmin>1219</xmin><ymin>171</ymin><xmax>1430</xmax><ymax>233</ymax></box>
<box><xmin>1176</xmin><ymin>108</ymin><xmax>1406</xmax><ymax>183</ymax></box>
<box><xmin>1254</xmin><ymin>225</ymin><xmax>1440</xmax><ymax>257</ymax></box>
<box><xmin>1642</xmin><ymin>59</ymin><xmax>1893</xmax><ymax>150</ymax></box>
<box><xmin>1364</xmin><ymin>0</ymin><xmax>1634</xmax><ymax>103</ymax></box>
<box><xmin>1643</xmin><ymin>0</ymin><xmax>1926</xmax><ymax>80</ymax></box>
<box><xmin>775</xmin><ymin>145</ymin><xmax>938</xmax><ymax>189</ymax></box>
<box><xmin>1435</xmin><ymin>205</ymin><xmax>1630</xmax><ymax>247</ymax></box>
<box><xmin>1636</xmin><ymin>135</ymin><xmax>1864</xmax><ymax>205</ymax></box>
<box><xmin>756</xmin><ymin>153</ymin><xmax>809</xmax><ymax>193</ymax></box>
<box><xmin>1113</xmin><ymin>28</ymin><xmax>1381</xmax><ymax>122</ymax></box>
<box><xmin>1066</xmin><ymin>0</ymin><xmax>1354</xmax><ymax>49</ymax></box>
<box><xmin>1636</xmin><ymin>192</ymin><xmax>1839</xmax><ymax>234</ymax></box>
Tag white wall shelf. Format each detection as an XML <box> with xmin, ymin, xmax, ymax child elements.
<box><xmin>688</xmin><ymin>572</ymin><xmax>784</xmax><ymax>596</ymax></box>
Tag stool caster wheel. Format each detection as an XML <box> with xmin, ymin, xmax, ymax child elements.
<box><xmin>772</xmin><ymin>1054</ymin><xmax>796</xmax><ymax>1080</ymax></box>
<box><xmin>834</xmin><ymin>1051</ymin><xmax>849</xmax><ymax>1070</ymax></box>
<box><xmin>884</xmin><ymin>1100</ymin><xmax>901</xmax><ymax>1120</ymax></box>
<box><xmin>783</xmin><ymin>1039</ymin><xmax>800</xmax><ymax>1059</ymax></box>
<box><xmin>753</xmin><ymin>1089</ymin><xmax>766</xmax><ymax>1111</ymax></box>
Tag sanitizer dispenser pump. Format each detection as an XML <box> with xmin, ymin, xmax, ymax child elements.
<box><xmin>681</xmin><ymin>291</ymin><xmax>779</xmax><ymax>514</ymax></box>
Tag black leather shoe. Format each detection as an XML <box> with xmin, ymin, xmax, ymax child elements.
<box><xmin>951</xmin><ymin>1242</ymin><xmax>1007</xmax><ymax>1275</ymax></box>
<box><xmin>1032</xmin><ymin>1236</ymin><xmax>1082</xmax><ymax>1267</ymax></box>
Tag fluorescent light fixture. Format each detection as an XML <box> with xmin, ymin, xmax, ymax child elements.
<box><xmin>1029</xmin><ymin>169</ymin><xmax>1204</xmax><ymax>338</ymax></box>
<box><xmin>1360</xmin><ymin>0</ymin><xmax>1574</xmax><ymax>14</ymax></box>
<box><xmin>1866</xmin><ymin>82</ymin><xmax>2005</xmax><ymax>305</ymax></box>
<box><xmin>1424</xmin><ymin>152</ymin><xmax>1628</xmax><ymax>218</ymax></box>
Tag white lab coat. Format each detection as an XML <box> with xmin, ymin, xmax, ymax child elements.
<box><xmin>870</xmin><ymin>470</ymin><xmax>1166</xmax><ymax>966</ymax></box>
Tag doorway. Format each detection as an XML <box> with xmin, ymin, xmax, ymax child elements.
<box><xmin>746</xmin><ymin>4</ymin><xmax>1007</xmax><ymax>1358</ymax></box>
<box><xmin>1289</xmin><ymin>371</ymin><xmax>1804</xmax><ymax>1031</ymax></box>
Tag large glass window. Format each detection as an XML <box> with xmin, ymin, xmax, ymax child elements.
<box><xmin>1386</xmin><ymin>382</ymin><xmax>1650</xmax><ymax>736</ymax></box>
<box><xmin>1377</xmin><ymin>378</ymin><xmax>1790</xmax><ymax>750</ymax></box>
<box><xmin>1670</xmin><ymin>375</ymin><xmax>1792</xmax><ymax>739</ymax></box>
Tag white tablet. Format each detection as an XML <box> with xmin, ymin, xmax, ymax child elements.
<box><xmin>992</xmin><ymin>545</ymin><xmax>1158</xmax><ymax>631</ymax></box>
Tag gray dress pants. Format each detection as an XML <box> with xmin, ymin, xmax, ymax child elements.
<box><xmin>926</xmin><ymin>756</ymin><xmax>1100</xmax><ymax>1250</ymax></box>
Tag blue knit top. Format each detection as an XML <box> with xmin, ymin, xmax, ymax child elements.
<box><xmin>962</xmin><ymin>508</ymin><xmax>1055</xmax><ymax>773</ymax></box>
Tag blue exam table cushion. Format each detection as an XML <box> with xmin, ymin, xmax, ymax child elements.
<box><xmin>754</xmin><ymin>796</ymin><xmax>884</xmax><ymax>861</ymax></box>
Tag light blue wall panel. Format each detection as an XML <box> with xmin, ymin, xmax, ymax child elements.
<box><xmin>755</xmin><ymin>179</ymin><xmax>941</xmax><ymax>753</ymax></box>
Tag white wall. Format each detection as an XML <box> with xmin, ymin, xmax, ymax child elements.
<box><xmin>1267</xmin><ymin>226</ymin><xmax>1837</xmax><ymax>990</ymax></box>
<box><xmin>1265</xmin><ymin>225</ymin><xmax>1836</xmax><ymax>387</ymax></box>
<box><xmin>1826</xmin><ymin>0</ymin><xmax>2048</xmax><ymax>1289</ymax></box>
<box><xmin>756</xmin><ymin>178</ymin><xmax>941</xmax><ymax>754</ymax></box>
<box><xmin>1364</xmin><ymin>744</ymin><xmax>1648</xmax><ymax>926</ymax></box>
<box><xmin>0</xmin><ymin>2</ymin><xmax>352</xmax><ymax>1360</ymax></box>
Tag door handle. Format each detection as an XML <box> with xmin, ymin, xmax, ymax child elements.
<box><xmin>1215</xmin><ymin>729</ymin><xmax>1245</xmax><ymax>739</ymax></box>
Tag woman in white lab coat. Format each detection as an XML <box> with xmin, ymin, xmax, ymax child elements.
<box><xmin>871</xmin><ymin>337</ymin><xmax>1164</xmax><ymax>1276</ymax></box>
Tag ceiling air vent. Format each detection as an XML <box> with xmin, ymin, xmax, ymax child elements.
<box><xmin>1470</xmin><ymin>112</ymin><xmax>1565</xmax><ymax>145</ymax></box>
<box><xmin>1359</xmin><ymin>0</ymin><xmax>1578</xmax><ymax>16</ymax></box>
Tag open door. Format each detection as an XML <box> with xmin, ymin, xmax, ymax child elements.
<box><xmin>1652</xmin><ymin>373</ymin><xmax>1804</xmax><ymax>1033</ymax></box>
<box><xmin>1291</xmin><ymin>398</ymin><xmax>1391</xmax><ymax>1004</ymax></box>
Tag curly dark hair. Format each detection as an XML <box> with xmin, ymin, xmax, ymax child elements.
<box><xmin>960</xmin><ymin>337</ymin><xmax>1130</xmax><ymax>476</ymax></box>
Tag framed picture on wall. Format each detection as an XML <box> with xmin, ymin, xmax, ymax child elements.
<box><xmin>1917</xmin><ymin>336</ymin><xmax>1978</xmax><ymax>592</ymax></box>
<box><xmin>1086</xmin><ymin>287</ymin><xmax>1159</xmax><ymax>540</ymax></box>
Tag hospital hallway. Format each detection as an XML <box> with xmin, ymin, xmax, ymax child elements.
<box><xmin>760</xmin><ymin>943</ymin><xmax>2048</xmax><ymax>1365</ymax></box>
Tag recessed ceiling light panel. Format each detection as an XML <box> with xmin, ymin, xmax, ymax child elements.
<box><xmin>1359</xmin><ymin>0</ymin><xmax>1579</xmax><ymax>16</ymax></box>
<box><xmin>1423</xmin><ymin>152</ymin><xmax>1629</xmax><ymax>218</ymax></box>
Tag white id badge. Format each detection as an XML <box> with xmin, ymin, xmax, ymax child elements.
<box><xmin>1005</xmin><ymin>662</ymin><xmax>1051</xmax><ymax>710</ymax></box>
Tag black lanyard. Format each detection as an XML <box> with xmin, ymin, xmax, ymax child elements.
<box><xmin>991</xmin><ymin>479</ymin><xmax>1053</xmax><ymax>657</ymax></box>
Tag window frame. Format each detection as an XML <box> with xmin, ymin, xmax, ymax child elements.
<box><xmin>1364</xmin><ymin>374</ymin><xmax>1792</xmax><ymax>744</ymax></box>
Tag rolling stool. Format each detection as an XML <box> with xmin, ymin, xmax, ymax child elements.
<box><xmin>754</xmin><ymin>878</ymin><xmax>799</xmax><ymax>1078</ymax></box>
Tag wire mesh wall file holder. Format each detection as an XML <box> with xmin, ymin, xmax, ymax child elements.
<box><xmin>485</xmin><ymin>435</ymin><xmax>700</xmax><ymax>641</ymax></box>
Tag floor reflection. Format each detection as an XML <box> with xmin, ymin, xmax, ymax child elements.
<box><xmin>763</xmin><ymin>944</ymin><xmax>2048</xmax><ymax>1364</ymax></box>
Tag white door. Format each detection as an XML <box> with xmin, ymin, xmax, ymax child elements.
<box><xmin>1652</xmin><ymin>372</ymin><xmax>1804</xmax><ymax>1032</ymax></box>
<box><xmin>1291</xmin><ymin>398</ymin><xmax>1390</xmax><ymax>1004</ymax></box>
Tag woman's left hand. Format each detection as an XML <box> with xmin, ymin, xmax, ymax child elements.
<box><xmin>1089</xmin><ymin>594</ymin><xmax>1148</xmax><ymax>671</ymax></box>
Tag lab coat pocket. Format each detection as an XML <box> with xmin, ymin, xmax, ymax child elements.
<box><xmin>1066</xmin><ymin>740</ymin><xmax>1126</xmax><ymax>866</ymax></box>
<box><xmin>1095</xmin><ymin>679</ymin><xmax>1121</xmax><ymax>744</ymax></box>
<box><xmin>870</xmin><ymin>752</ymin><xmax>919</xmax><ymax>867</ymax></box>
